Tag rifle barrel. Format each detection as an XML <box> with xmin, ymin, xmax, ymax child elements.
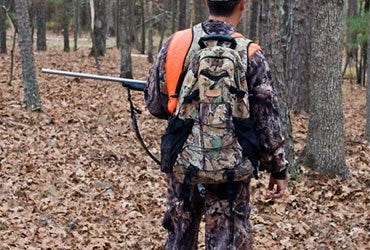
<box><xmin>41</xmin><ymin>68</ymin><xmax>146</xmax><ymax>91</ymax></box>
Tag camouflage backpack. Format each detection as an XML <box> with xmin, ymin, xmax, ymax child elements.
<box><xmin>160</xmin><ymin>34</ymin><xmax>261</xmax><ymax>186</ymax></box>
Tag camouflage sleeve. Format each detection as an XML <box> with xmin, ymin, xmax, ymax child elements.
<box><xmin>144</xmin><ymin>36</ymin><xmax>173</xmax><ymax>119</ymax></box>
<box><xmin>247</xmin><ymin>51</ymin><xmax>289</xmax><ymax>179</ymax></box>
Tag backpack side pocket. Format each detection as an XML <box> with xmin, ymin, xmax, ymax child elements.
<box><xmin>233</xmin><ymin>117</ymin><xmax>261</xmax><ymax>167</ymax></box>
<box><xmin>160</xmin><ymin>117</ymin><xmax>194</xmax><ymax>173</ymax></box>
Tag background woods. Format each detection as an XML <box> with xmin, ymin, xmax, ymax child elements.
<box><xmin>0</xmin><ymin>0</ymin><xmax>369</xmax><ymax>249</ymax></box>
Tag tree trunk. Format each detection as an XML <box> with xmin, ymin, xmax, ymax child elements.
<box><xmin>249</xmin><ymin>0</ymin><xmax>259</xmax><ymax>41</ymax></box>
<box><xmin>366</xmin><ymin>9</ymin><xmax>370</xmax><ymax>142</ymax></box>
<box><xmin>194</xmin><ymin>0</ymin><xmax>208</xmax><ymax>24</ymax></box>
<box><xmin>73</xmin><ymin>0</ymin><xmax>80</xmax><ymax>51</ymax></box>
<box><xmin>14</xmin><ymin>0</ymin><xmax>41</xmax><ymax>111</ymax></box>
<box><xmin>63</xmin><ymin>0</ymin><xmax>70</xmax><ymax>52</ymax></box>
<box><xmin>140</xmin><ymin>0</ymin><xmax>145</xmax><ymax>54</ymax></box>
<box><xmin>117</xmin><ymin>0</ymin><xmax>132</xmax><ymax>79</ymax></box>
<box><xmin>171</xmin><ymin>0</ymin><xmax>177</xmax><ymax>33</ymax></box>
<box><xmin>178</xmin><ymin>0</ymin><xmax>187</xmax><ymax>30</ymax></box>
<box><xmin>35</xmin><ymin>0</ymin><xmax>46</xmax><ymax>51</ymax></box>
<box><xmin>106</xmin><ymin>0</ymin><xmax>115</xmax><ymax>37</ymax></box>
<box><xmin>237</xmin><ymin>0</ymin><xmax>250</xmax><ymax>36</ymax></box>
<box><xmin>259</xmin><ymin>0</ymin><xmax>295</xmax><ymax>175</ymax></box>
<box><xmin>285</xmin><ymin>0</ymin><xmax>310</xmax><ymax>114</ymax></box>
<box><xmin>304</xmin><ymin>0</ymin><xmax>349</xmax><ymax>179</ymax></box>
<box><xmin>129</xmin><ymin>0</ymin><xmax>135</xmax><ymax>44</ymax></box>
<box><xmin>158</xmin><ymin>0</ymin><xmax>170</xmax><ymax>51</ymax></box>
<box><xmin>147</xmin><ymin>0</ymin><xmax>153</xmax><ymax>63</ymax></box>
<box><xmin>0</xmin><ymin>0</ymin><xmax>7</xmax><ymax>53</ymax></box>
<box><xmin>90</xmin><ymin>0</ymin><xmax>106</xmax><ymax>56</ymax></box>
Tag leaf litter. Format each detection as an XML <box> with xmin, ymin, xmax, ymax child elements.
<box><xmin>0</xmin><ymin>47</ymin><xmax>369</xmax><ymax>249</ymax></box>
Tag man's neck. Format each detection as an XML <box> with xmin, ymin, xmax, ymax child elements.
<box><xmin>208</xmin><ymin>15</ymin><xmax>239</xmax><ymax>28</ymax></box>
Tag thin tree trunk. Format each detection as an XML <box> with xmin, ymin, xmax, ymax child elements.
<box><xmin>158</xmin><ymin>0</ymin><xmax>170</xmax><ymax>51</ymax></box>
<box><xmin>147</xmin><ymin>0</ymin><xmax>153</xmax><ymax>63</ymax></box>
<box><xmin>178</xmin><ymin>0</ymin><xmax>187</xmax><ymax>30</ymax></box>
<box><xmin>0</xmin><ymin>2</ymin><xmax>7</xmax><ymax>53</ymax></box>
<box><xmin>366</xmin><ymin>9</ymin><xmax>370</xmax><ymax>142</ymax></box>
<box><xmin>118</xmin><ymin>0</ymin><xmax>132</xmax><ymax>79</ymax></box>
<box><xmin>90</xmin><ymin>0</ymin><xmax>106</xmax><ymax>57</ymax></box>
<box><xmin>106</xmin><ymin>0</ymin><xmax>115</xmax><ymax>37</ymax></box>
<box><xmin>4</xmin><ymin>7</ymin><xmax>17</xmax><ymax>85</ymax></box>
<box><xmin>89</xmin><ymin>0</ymin><xmax>100</xmax><ymax>69</ymax></box>
<box><xmin>259</xmin><ymin>0</ymin><xmax>295</xmax><ymax>176</ymax></box>
<box><xmin>171</xmin><ymin>0</ymin><xmax>177</xmax><ymax>33</ymax></box>
<box><xmin>35</xmin><ymin>0</ymin><xmax>46</xmax><ymax>51</ymax></box>
<box><xmin>73</xmin><ymin>0</ymin><xmax>80</xmax><ymax>51</ymax></box>
<box><xmin>14</xmin><ymin>0</ymin><xmax>41</xmax><ymax>111</ymax></box>
<box><xmin>140</xmin><ymin>0</ymin><xmax>145</xmax><ymax>54</ymax></box>
<box><xmin>63</xmin><ymin>0</ymin><xmax>70</xmax><ymax>52</ymax></box>
<box><xmin>304</xmin><ymin>0</ymin><xmax>349</xmax><ymax>179</ymax></box>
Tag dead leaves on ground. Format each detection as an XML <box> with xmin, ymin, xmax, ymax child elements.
<box><xmin>0</xmin><ymin>47</ymin><xmax>369</xmax><ymax>249</ymax></box>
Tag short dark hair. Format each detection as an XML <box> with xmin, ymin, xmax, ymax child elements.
<box><xmin>208</xmin><ymin>0</ymin><xmax>242</xmax><ymax>17</ymax></box>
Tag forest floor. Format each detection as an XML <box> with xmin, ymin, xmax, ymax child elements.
<box><xmin>0</xmin><ymin>43</ymin><xmax>369</xmax><ymax>249</ymax></box>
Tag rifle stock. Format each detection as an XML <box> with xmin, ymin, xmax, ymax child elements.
<box><xmin>41</xmin><ymin>68</ymin><xmax>146</xmax><ymax>91</ymax></box>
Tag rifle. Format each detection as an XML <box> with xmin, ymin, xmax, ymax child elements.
<box><xmin>41</xmin><ymin>68</ymin><xmax>160</xmax><ymax>165</ymax></box>
<box><xmin>41</xmin><ymin>68</ymin><xmax>146</xmax><ymax>91</ymax></box>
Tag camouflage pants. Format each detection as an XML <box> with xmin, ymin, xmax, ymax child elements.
<box><xmin>162</xmin><ymin>174</ymin><xmax>253</xmax><ymax>250</ymax></box>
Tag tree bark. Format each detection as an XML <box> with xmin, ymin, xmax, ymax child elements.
<box><xmin>249</xmin><ymin>0</ymin><xmax>259</xmax><ymax>41</ymax></box>
<box><xmin>140</xmin><ymin>0</ymin><xmax>145</xmax><ymax>54</ymax></box>
<box><xmin>178</xmin><ymin>0</ymin><xmax>187</xmax><ymax>30</ymax></box>
<box><xmin>90</xmin><ymin>0</ymin><xmax>106</xmax><ymax>56</ymax></box>
<box><xmin>35</xmin><ymin>0</ymin><xmax>46</xmax><ymax>51</ymax></box>
<box><xmin>285</xmin><ymin>0</ymin><xmax>310</xmax><ymax>114</ymax></box>
<box><xmin>117</xmin><ymin>0</ymin><xmax>132</xmax><ymax>79</ymax></box>
<box><xmin>73</xmin><ymin>0</ymin><xmax>80</xmax><ymax>51</ymax></box>
<box><xmin>106</xmin><ymin>0</ymin><xmax>115</xmax><ymax>37</ymax></box>
<box><xmin>171</xmin><ymin>0</ymin><xmax>177</xmax><ymax>33</ymax></box>
<box><xmin>0</xmin><ymin>0</ymin><xmax>7</xmax><ymax>53</ymax></box>
<box><xmin>14</xmin><ymin>0</ymin><xmax>41</xmax><ymax>111</ymax></box>
<box><xmin>259</xmin><ymin>0</ymin><xmax>295</xmax><ymax>175</ymax></box>
<box><xmin>147</xmin><ymin>0</ymin><xmax>153</xmax><ymax>63</ymax></box>
<box><xmin>63</xmin><ymin>0</ymin><xmax>70</xmax><ymax>52</ymax></box>
<box><xmin>237</xmin><ymin>0</ymin><xmax>249</xmax><ymax>36</ymax></box>
<box><xmin>366</xmin><ymin>10</ymin><xmax>370</xmax><ymax>142</ymax></box>
<box><xmin>194</xmin><ymin>0</ymin><xmax>208</xmax><ymax>24</ymax></box>
<box><xmin>304</xmin><ymin>0</ymin><xmax>349</xmax><ymax>179</ymax></box>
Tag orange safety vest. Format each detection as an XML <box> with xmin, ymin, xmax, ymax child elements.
<box><xmin>165</xmin><ymin>29</ymin><xmax>261</xmax><ymax>115</ymax></box>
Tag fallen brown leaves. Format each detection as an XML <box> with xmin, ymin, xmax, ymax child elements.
<box><xmin>0</xmin><ymin>47</ymin><xmax>369</xmax><ymax>249</ymax></box>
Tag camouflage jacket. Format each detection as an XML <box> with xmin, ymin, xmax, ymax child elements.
<box><xmin>145</xmin><ymin>20</ymin><xmax>288</xmax><ymax>179</ymax></box>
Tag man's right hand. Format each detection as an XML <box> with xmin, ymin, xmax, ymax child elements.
<box><xmin>267</xmin><ymin>176</ymin><xmax>287</xmax><ymax>199</ymax></box>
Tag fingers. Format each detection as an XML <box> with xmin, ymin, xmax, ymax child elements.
<box><xmin>267</xmin><ymin>188</ymin><xmax>284</xmax><ymax>199</ymax></box>
<box><xmin>267</xmin><ymin>177</ymin><xmax>287</xmax><ymax>199</ymax></box>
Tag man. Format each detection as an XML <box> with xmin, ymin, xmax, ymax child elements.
<box><xmin>145</xmin><ymin>0</ymin><xmax>289</xmax><ymax>249</ymax></box>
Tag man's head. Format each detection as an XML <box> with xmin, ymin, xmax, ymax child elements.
<box><xmin>207</xmin><ymin>0</ymin><xmax>244</xmax><ymax>17</ymax></box>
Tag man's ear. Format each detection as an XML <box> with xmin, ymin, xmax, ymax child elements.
<box><xmin>239</xmin><ymin>0</ymin><xmax>246</xmax><ymax>11</ymax></box>
<box><xmin>204</xmin><ymin>0</ymin><xmax>208</xmax><ymax>6</ymax></box>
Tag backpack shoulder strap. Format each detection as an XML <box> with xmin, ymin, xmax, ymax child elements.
<box><xmin>232</xmin><ymin>32</ymin><xmax>261</xmax><ymax>59</ymax></box>
<box><xmin>166</xmin><ymin>28</ymin><xmax>193</xmax><ymax>115</ymax></box>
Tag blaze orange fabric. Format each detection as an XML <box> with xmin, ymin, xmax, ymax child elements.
<box><xmin>165</xmin><ymin>29</ymin><xmax>193</xmax><ymax>115</ymax></box>
<box><xmin>166</xmin><ymin>30</ymin><xmax>261</xmax><ymax>115</ymax></box>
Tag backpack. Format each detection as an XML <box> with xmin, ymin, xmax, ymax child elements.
<box><xmin>160</xmin><ymin>31</ymin><xmax>261</xmax><ymax>186</ymax></box>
